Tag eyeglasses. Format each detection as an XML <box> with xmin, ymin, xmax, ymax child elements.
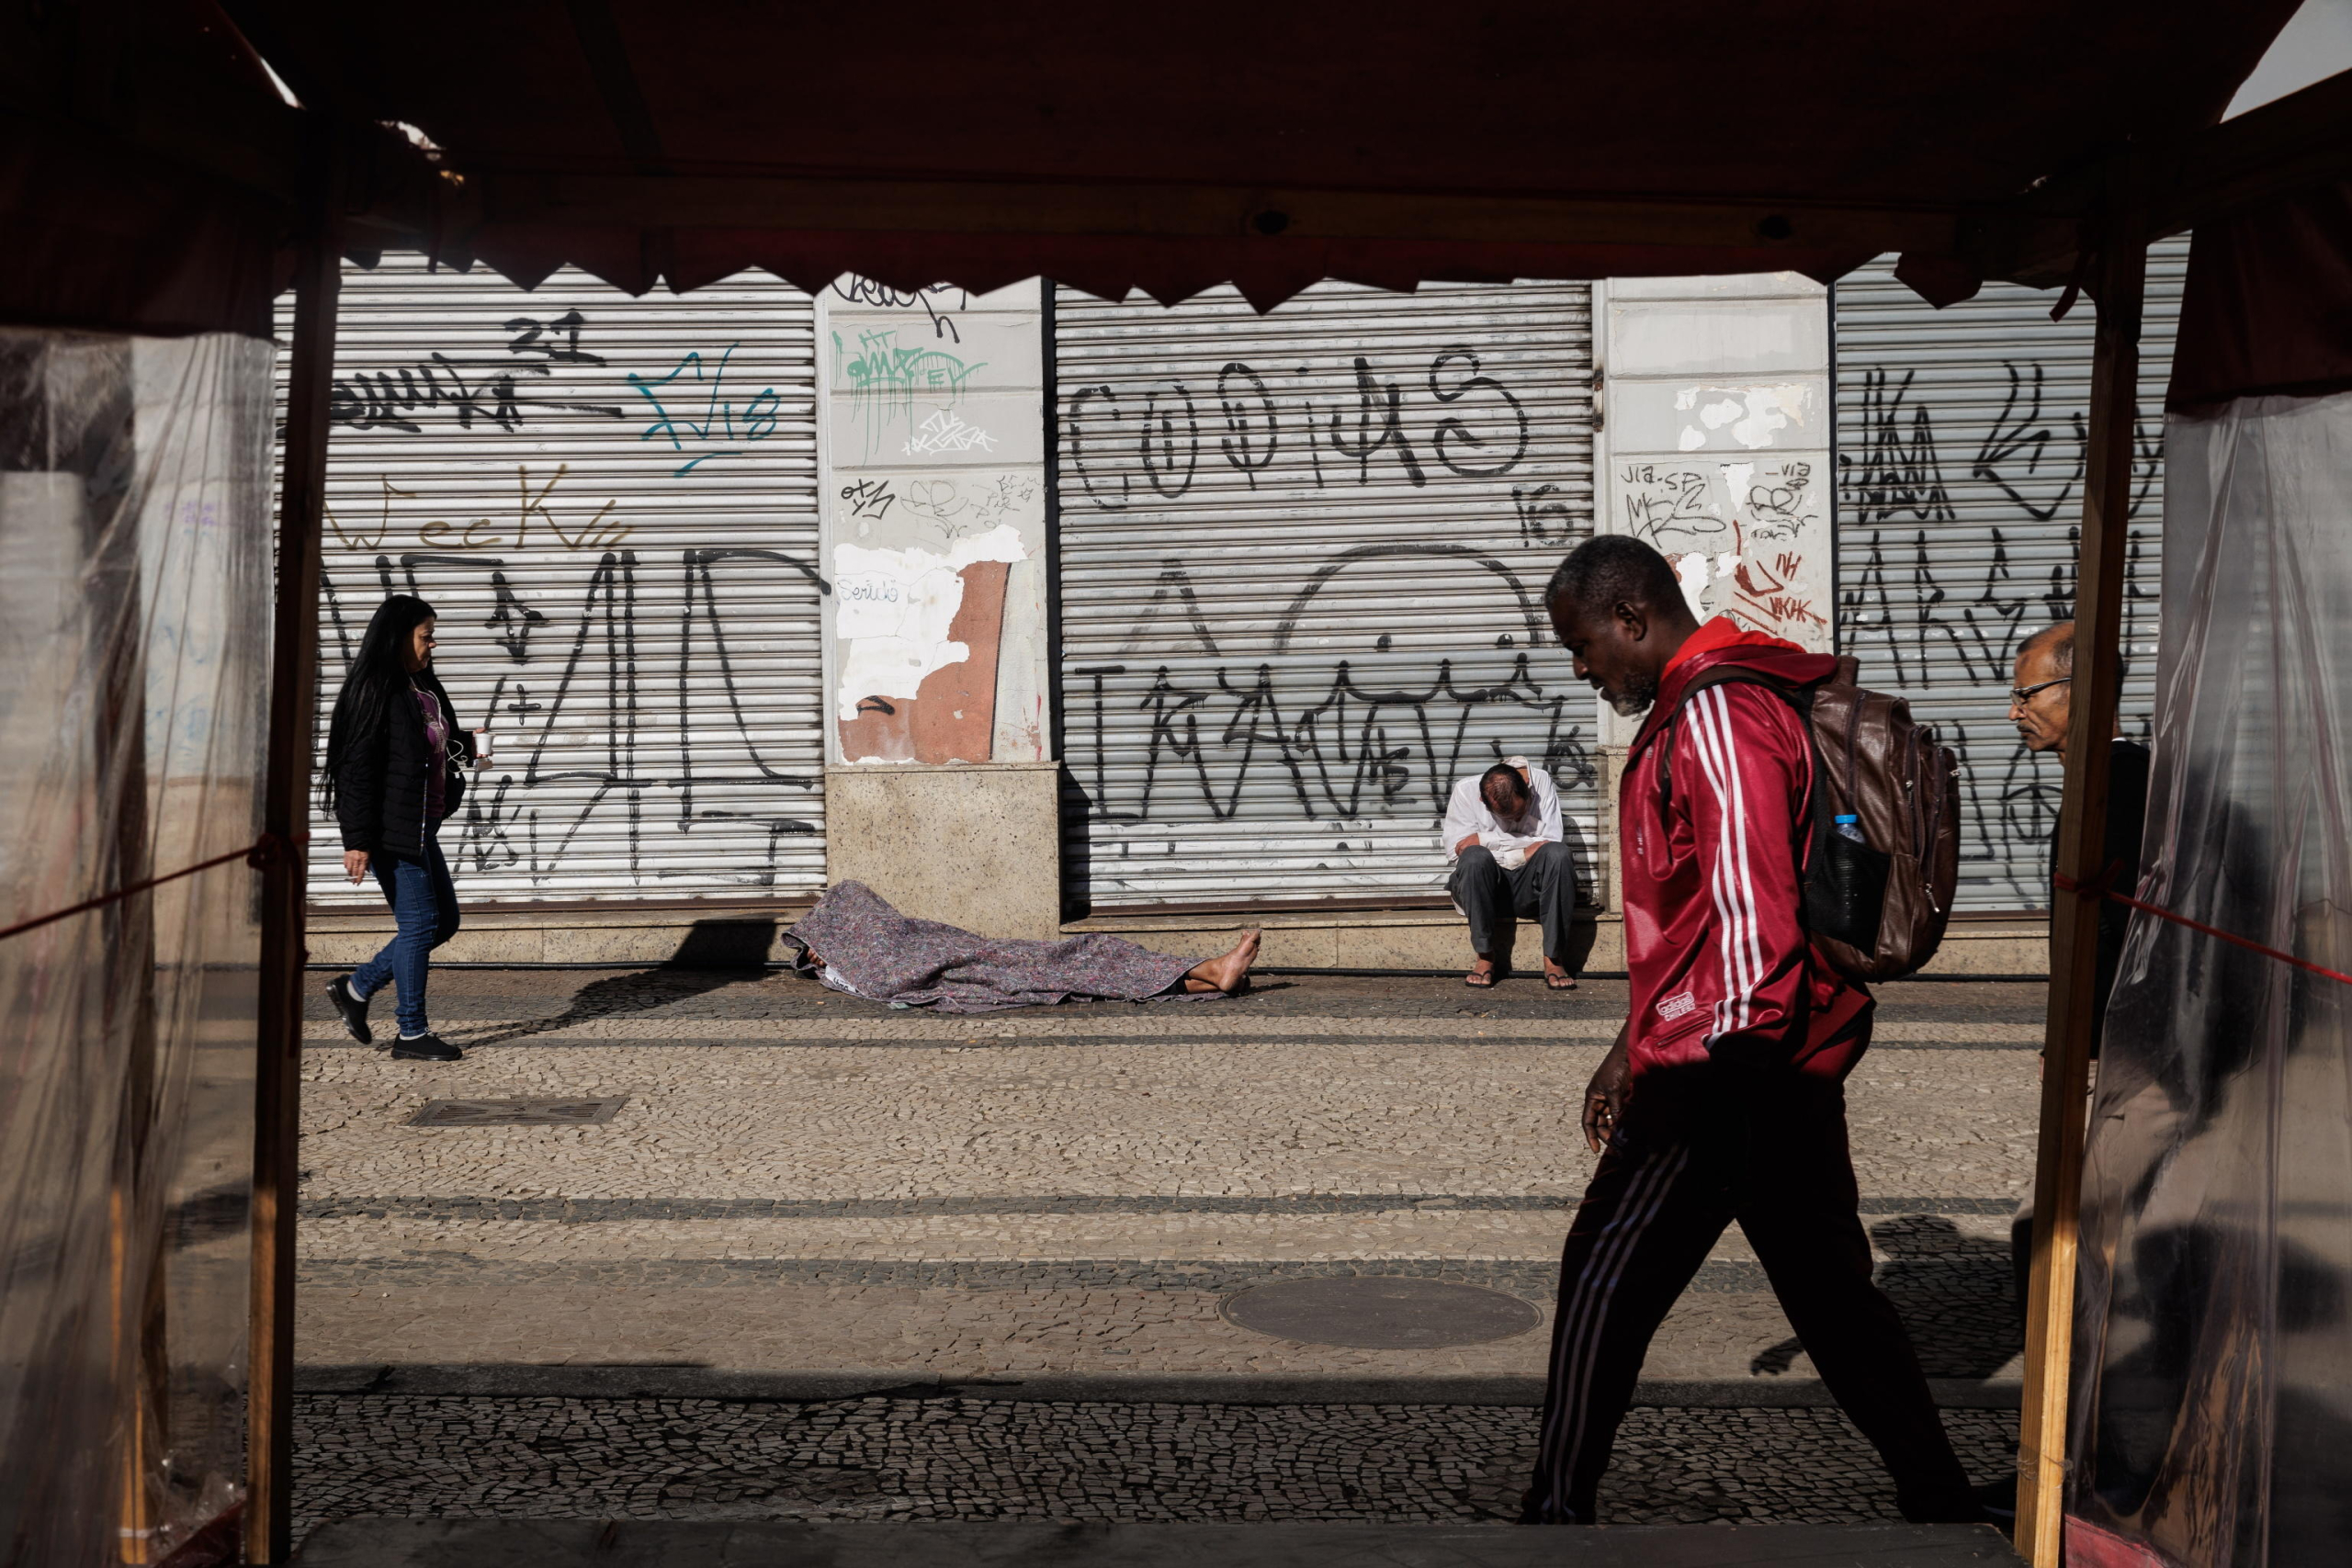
<box><xmin>2007</xmin><ymin>676</ymin><xmax>2071</xmax><ymax>706</ymax></box>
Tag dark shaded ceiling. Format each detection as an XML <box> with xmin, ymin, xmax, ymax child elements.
<box><xmin>232</xmin><ymin>2</ymin><xmax>2276</xmax><ymax>202</ymax></box>
<box><xmin>205</xmin><ymin>1</ymin><xmax>2301</xmax><ymax>304</ymax></box>
<box><xmin>1</xmin><ymin>0</ymin><xmax>2312</xmax><ymax>333</ymax></box>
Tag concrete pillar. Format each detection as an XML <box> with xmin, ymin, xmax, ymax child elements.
<box><xmin>816</xmin><ymin>280</ymin><xmax>1062</xmax><ymax>936</ymax></box>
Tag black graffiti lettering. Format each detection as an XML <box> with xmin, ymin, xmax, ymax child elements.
<box><xmin>330</xmin><ymin>353</ymin><xmax>624</xmax><ymax>434</ymax></box>
<box><xmin>665</xmin><ymin>547</ymin><xmax>829</xmax><ymax>879</ymax></box>
<box><xmin>1837</xmin><ymin>496</ymin><xmax>2162</xmax><ymax>907</ymax></box>
<box><xmin>840</xmin><ymin>479</ymin><xmax>896</xmax><ymax>521</ymax></box>
<box><xmin>1328</xmin><ymin>356</ymin><xmax>1427</xmax><ymax>487</ymax></box>
<box><xmin>2131</xmin><ymin>418</ymin><xmax>2163</xmax><ymax>519</ymax></box>
<box><xmin>1066</xmin><ymin>384</ymin><xmax>1129</xmax><ymax>512</ymax></box>
<box><xmin>1619</xmin><ymin>465</ymin><xmax>1724</xmax><ymax>551</ymax></box>
<box><xmin>1743</xmin><ymin>484</ymin><xmax>1805</xmax><ymax>543</ymax></box>
<box><xmin>1839</xmin><ymin>368</ymin><xmax>1954</xmax><ymax>525</ymax></box>
<box><xmin>1071</xmin><ymin>652</ymin><xmax>1597</xmax><ymax>851</ymax></box>
<box><xmin>1216</xmin><ymin>363</ymin><xmax>1279</xmax><ymax>490</ymax></box>
<box><xmin>1513</xmin><ymin>482</ymin><xmax>1575</xmax><ymax>546</ymax></box>
<box><xmin>1213</xmin><ymin>665</ymin><xmax>1314</xmax><ymax>817</ymax></box>
<box><xmin>828</xmin><ymin>278</ymin><xmax>968</xmax><ymax>342</ymax></box>
<box><xmin>1068</xmin><ymin>346</ymin><xmax>1547</xmax><ymax>506</ymax></box>
<box><xmin>1135</xmin><ymin>669</ymin><xmax>1218</xmax><ymax>820</ymax></box>
<box><xmin>321</xmin><ymin>562</ymin><xmax>358</xmax><ymax>666</ymax></box>
<box><xmin>1119</xmin><ymin>561</ymin><xmax>1221</xmax><ymax>658</ymax></box>
<box><xmin>1140</xmin><ymin>382</ymin><xmax>1200</xmax><ymax>500</ymax></box>
<box><xmin>1072</xmin><ymin>665</ymin><xmax>1127</xmax><ymax>809</ymax></box>
<box><xmin>323</xmin><ymin>545</ymin><xmax>828</xmax><ymax>890</ymax></box>
<box><xmin>487</xmin><ymin>569</ymin><xmax>548</xmax><ymax>662</ymax></box>
<box><xmin>1273</xmin><ymin>543</ymin><xmax>1545</xmax><ymax>655</ymax></box>
<box><xmin>1971</xmin><ymin>364</ymin><xmax>2085</xmax><ymax>523</ymax></box>
<box><xmin>1430</xmin><ymin>347</ymin><xmax>1528</xmax><ymax>478</ymax></box>
<box><xmin>503</xmin><ymin>310</ymin><xmax>605</xmax><ymax>365</ymax></box>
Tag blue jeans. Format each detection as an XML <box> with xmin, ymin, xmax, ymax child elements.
<box><xmin>349</xmin><ymin>829</ymin><xmax>460</xmax><ymax>1036</ymax></box>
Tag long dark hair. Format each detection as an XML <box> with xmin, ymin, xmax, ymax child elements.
<box><xmin>322</xmin><ymin>594</ymin><xmax>436</xmax><ymax>811</ymax></box>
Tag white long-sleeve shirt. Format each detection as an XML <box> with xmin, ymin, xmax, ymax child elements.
<box><xmin>1441</xmin><ymin>759</ymin><xmax>1562</xmax><ymax>868</ymax></box>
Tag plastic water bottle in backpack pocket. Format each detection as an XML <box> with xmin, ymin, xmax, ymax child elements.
<box><xmin>1805</xmin><ymin>813</ymin><xmax>1891</xmax><ymax>952</ymax></box>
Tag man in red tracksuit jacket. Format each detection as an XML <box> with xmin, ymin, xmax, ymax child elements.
<box><xmin>1521</xmin><ymin>536</ymin><xmax>1978</xmax><ymax>1526</ymax></box>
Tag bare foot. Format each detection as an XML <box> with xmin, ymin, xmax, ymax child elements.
<box><xmin>1544</xmin><ymin>960</ymin><xmax>1577</xmax><ymax>991</ymax></box>
<box><xmin>1183</xmin><ymin>930</ymin><xmax>1261</xmax><ymax>993</ymax></box>
<box><xmin>1465</xmin><ymin>956</ymin><xmax>1498</xmax><ymax>987</ymax></box>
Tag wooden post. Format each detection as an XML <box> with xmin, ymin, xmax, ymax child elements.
<box><xmin>2013</xmin><ymin>201</ymin><xmax>2147</xmax><ymax>1566</ymax></box>
<box><xmin>247</xmin><ymin>156</ymin><xmax>341</xmax><ymax>1568</ymax></box>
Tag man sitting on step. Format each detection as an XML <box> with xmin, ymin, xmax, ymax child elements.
<box><xmin>1442</xmin><ymin>757</ymin><xmax>1578</xmax><ymax>990</ymax></box>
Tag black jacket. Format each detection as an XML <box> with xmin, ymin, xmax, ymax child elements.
<box><xmin>334</xmin><ymin>671</ymin><xmax>474</xmax><ymax>860</ymax></box>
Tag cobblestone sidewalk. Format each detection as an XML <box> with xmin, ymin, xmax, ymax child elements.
<box><xmin>295</xmin><ymin>1393</ymin><xmax>2018</xmax><ymax>1534</ymax></box>
<box><xmin>295</xmin><ymin>971</ymin><xmax>2039</xmax><ymax>1388</ymax></box>
<box><xmin>292</xmin><ymin>970</ymin><xmax>2040</xmax><ymax>1542</ymax></box>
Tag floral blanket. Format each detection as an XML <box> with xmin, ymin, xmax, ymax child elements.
<box><xmin>785</xmin><ymin>881</ymin><xmax>1211</xmax><ymax>1013</ymax></box>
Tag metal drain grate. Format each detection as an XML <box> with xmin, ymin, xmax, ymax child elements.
<box><xmin>1221</xmin><ymin>1277</ymin><xmax>1542</xmax><ymax>1348</ymax></box>
<box><xmin>406</xmin><ymin>1097</ymin><xmax>629</xmax><ymax>1127</ymax></box>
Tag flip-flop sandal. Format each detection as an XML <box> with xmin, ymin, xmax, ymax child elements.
<box><xmin>1544</xmin><ymin>974</ymin><xmax>1578</xmax><ymax>991</ymax></box>
<box><xmin>1464</xmin><ymin>971</ymin><xmax>1498</xmax><ymax>988</ymax></box>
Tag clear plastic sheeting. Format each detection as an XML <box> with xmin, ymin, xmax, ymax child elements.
<box><xmin>0</xmin><ymin>329</ymin><xmax>274</xmax><ymax>1564</ymax></box>
<box><xmin>2067</xmin><ymin>390</ymin><xmax>2352</xmax><ymax>1567</ymax></box>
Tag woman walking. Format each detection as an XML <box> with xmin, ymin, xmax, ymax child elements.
<box><xmin>322</xmin><ymin>594</ymin><xmax>479</xmax><ymax>1061</ymax></box>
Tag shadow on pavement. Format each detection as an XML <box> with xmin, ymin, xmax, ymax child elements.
<box><xmin>1748</xmin><ymin>1215</ymin><xmax>2019</xmax><ymax>1382</ymax></box>
<box><xmin>459</xmin><ymin>918</ymin><xmax>776</xmax><ymax>1045</ymax></box>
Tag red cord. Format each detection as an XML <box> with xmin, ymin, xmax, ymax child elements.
<box><xmin>2055</xmin><ymin>868</ymin><xmax>2352</xmax><ymax>988</ymax></box>
<box><xmin>0</xmin><ymin>832</ymin><xmax>306</xmax><ymax>943</ymax></box>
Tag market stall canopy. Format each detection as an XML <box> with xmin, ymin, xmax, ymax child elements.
<box><xmin>6</xmin><ymin>0</ymin><xmax>2345</xmax><ymax>334</ymax></box>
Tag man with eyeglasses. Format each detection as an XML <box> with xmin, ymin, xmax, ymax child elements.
<box><xmin>1993</xmin><ymin>620</ymin><xmax>2152</xmax><ymax>1442</ymax></box>
<box><xmin>2008</xmin><ymin>620</ymin><xmax>2151</xmax><ymax>1043</ymax></box>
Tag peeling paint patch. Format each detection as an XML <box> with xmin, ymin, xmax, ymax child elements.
<box><xmin>832</xmin><ymin>524</ymin><xmax>1026</xmax><ymax>722</ymax></box>
<box><xmin>1673</xmin><ymin>383</ymin><xmax>1813</xmax><ymax>451</ymax></box>
<box><xmin>1673</xmin><ymin>551</ymin><xmax>1713</xmax><ymax>617</ymax></box>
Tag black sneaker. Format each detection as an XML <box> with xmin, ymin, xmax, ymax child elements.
<box><xmin>389</xmin><ymin>1032</ymin><xmax>461</xmax><ymax>1062</ymax></box>
<box><xmin>326</xmin><ymin>977</ymin><xmax>372</xmax><ymax>1044</ymax></box>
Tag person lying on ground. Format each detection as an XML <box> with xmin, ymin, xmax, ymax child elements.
<box><xmin>1441</xmin><ymin>755</ymin><xmax>1579</xmax><ymax>990</ymax></box>
<box><xmin>786</xmin><ymin>880</ymin><xmax>1260</xmax><ymax>1013</ymax></box>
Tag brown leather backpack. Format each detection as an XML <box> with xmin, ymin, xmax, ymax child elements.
<box><xmin>1663</xmin><ymin>656</ymin><xmax>1961</xmax><ymax>982</ymax></box>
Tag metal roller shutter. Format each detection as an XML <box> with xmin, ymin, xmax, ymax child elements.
<box><xmin>1833</xmin><ymin>238</ymin><xmax>2188</xmax><ymax>910</ymax></box>
<box><xmin>281</xmin><ymin>254</ymin><xmax>825</xmax><ymax>906</ymax></box>
<box><xmin>1054</xmin><ymin>279</ymin><xmax>1598</xmax><ymax>909</ymax></box>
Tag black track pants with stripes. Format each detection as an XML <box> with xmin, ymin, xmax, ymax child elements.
<box><xmin>1520</xmin><ymin>1083</ymin><xmax>1977</xmax><ymax>1525</ymax></box>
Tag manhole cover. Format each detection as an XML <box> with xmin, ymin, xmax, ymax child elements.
<box><xmin>1220</xmin><ymin>1277</ymin><xmax>1541</xmax><ymax>1348</ymax></box>
<box><xmin>407</xmin><ymin>1097</ymin><xmax>628</xmax><ymax>1127</ymax></box>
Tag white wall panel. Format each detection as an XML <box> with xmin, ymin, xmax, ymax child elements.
<box><xmin>1597</xmin><ymin>270</ymin><xmax>1836</xmax><ymax>727</ymax></box>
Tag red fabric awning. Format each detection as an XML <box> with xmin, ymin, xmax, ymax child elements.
<box><xmin>1</xmin><ymin>1</ymin><xmax>2312</xmax><ymax>334</ymax></box>
<box><xmin>2168</xmin><ymin>180</ymin><xmax>2352</xmax><ymax>409</ymax></box>
<box><xmin>216</xmin><ymin>0</ymin><xmax>2295</xmax><ymax>307</ymax></box>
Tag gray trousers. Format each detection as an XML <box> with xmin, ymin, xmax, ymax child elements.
<box><xmin>1447</xmin><ymin>842</ymin><xmax>1576</xmax><ymax>965</ymax></box>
